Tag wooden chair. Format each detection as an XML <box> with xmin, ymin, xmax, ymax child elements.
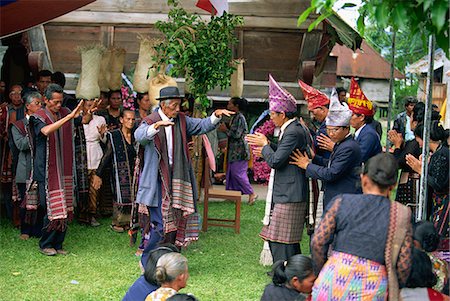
<box><xmin>202</xmin><ymin>155</ymin><xmax>241</xmax><ymax>234</ymax></box>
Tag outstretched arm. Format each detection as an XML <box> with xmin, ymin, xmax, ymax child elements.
<box><xmin>41</xmin><ymin>101</ymin><xmax>84</xmax><ymax>136</ymax></box>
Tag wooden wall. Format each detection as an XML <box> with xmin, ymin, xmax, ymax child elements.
<box><xmin>45</xmin><ymin>24</ymin><xmax>306</xmax><ymax>82</ymax></box>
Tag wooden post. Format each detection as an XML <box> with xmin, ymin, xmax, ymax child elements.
<box><xmin>28</xmin><ymin>25</ymin><xmax>53</xmax><ymax>71</ymax></box>
<box><xmin>386</xmin><ymin>30</ymin><xmax>396</xmax><ymax>149</ymax></box>
<box><xmin>416</xmin><ymin>35</ymin><xmax>435</xmax><ymax>221</ymax></box>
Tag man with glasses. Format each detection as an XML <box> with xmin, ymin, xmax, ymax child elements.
<box><xmin>290</xmin><ymin>90</ymin><xmax>362</xmax><ymax>209</ymax></box>
<box><xmin>10</xmin><ymin>91</ymin><xmax>43</xmax><ymax>239</ymax></box>
<box><xmin>135</xmin><ymin>83</ymin><xmax>234</xmax><ymax>264</ymax></box>
<box><xmin>29</xmin><ymin>84</ymin><xmax>83</xmax><ymax>256</ymax></box>
<box><xmin>0</xmin><ymin>84</ymin><xmax>25</xmax><ymax>225</ymax></box>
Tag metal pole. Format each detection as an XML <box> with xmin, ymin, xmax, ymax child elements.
<box><xmin>386</xmin><ymin>30</ymin><xmax>396</xmax><ymax>149</ymax></box>
<box><xmin>416</xmin><ymin>35</ymin><xmax>434</xmax><ymax>221</ymax></box>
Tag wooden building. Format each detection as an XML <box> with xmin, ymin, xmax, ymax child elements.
<box><xmin>1</xmin><ymin>0</ymin><xmax>361</xmax><ymax>104</ymax></box>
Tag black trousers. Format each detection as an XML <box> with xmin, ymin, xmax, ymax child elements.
<box><xmin>18</xmin><ymin>183</ymin><xmax>43</xmax><ymax>237</ymax></box>
<box><xmin>38</xmin><ymin>182</ymin><xmax>66</xmax><ymax>250</ymax></box>
<box><xmin>269</xmin><ymin>241</ymin><xmax>301</xmax><ymax>263</ymax></box>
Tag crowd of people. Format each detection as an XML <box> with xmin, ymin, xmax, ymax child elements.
<box><xmin>0</xmin><ymin>69</ymin><xmax>449</xmax><ymax>300</ymax></box>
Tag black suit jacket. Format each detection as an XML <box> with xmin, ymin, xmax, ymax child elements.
<box><xmin>261</xmin><ymin>119</ymin><xmax>309</xmax><ymax>204</ymax></box>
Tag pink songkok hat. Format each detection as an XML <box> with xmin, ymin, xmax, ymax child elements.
<box><xmin>268</xmin><ymin>74</ymin><xmax>297</xmax><ymax>113</ymax></box>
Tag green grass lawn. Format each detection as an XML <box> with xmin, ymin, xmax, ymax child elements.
<box><xmin>0</xmin><ymin>200</ymin><xmax>310</xmax><ymax>301</ymax></box>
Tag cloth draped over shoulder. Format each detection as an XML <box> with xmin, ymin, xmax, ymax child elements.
<box><xmin>136</xmin><ymin>111</ymin><xmax>199</xmax><ymax>247</ymax></box>
<box><xmin>29</xmin><ymin>108</ymin><xmax>75</xmax><ymax>231</ymax></box>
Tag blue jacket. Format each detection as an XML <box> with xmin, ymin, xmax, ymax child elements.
<box><xmin>355</xmin><ymin>124</ymin><xmax>382</xmax><ymax>163</ymax></box>
<box><xmin>134</xmin><ymin>111</ymin><xmax>217</xmax><ymax>207</ymax></box>
<box><xmin>313</xmin><ymin>120</ymin><xmax>331</xmax><ymax>160</ymax></box>
<box><xmin>306</xmin><ymin>135</ymin><xmax>362</xmax><ymax>208</ymax></box>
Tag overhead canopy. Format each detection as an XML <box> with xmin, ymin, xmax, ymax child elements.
<box><xmin>0</xmin><ymin>0</ymin><xmax>95</xmax><ymax>38</ymax></box>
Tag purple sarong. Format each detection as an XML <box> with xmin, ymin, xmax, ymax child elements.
<box><xmin>226</xmin><ymin>160</ymin><xmax>254</xmax><ymax>195</ymax></box>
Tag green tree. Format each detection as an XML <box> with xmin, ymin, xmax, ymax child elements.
<box><xmin>153</xmin><ymin>0</ymin><xmax>243</xmax><ymax>111</ymax></box>
<box><xmin>298</xmin><ymin>0</ymin><xmax>449</xmax><ymax>58</ymax></box>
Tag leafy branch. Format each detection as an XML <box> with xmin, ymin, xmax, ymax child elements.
<box><xmin>153</xmin><ymin>2</ymin><xmax>243</xmax><ymax>110</ymax></box>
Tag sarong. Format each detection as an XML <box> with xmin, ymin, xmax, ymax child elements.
<box><xmin>260</xmin><ymin>202</ymin><xmax>306</xmax><ymax>244</ymax></box>
<box><xmin>226</xmin><ymin>160</ymin><xmax>253</xmax><ymax>195</ymax></box>
<box><xmin>312</xmin><ymin>251</ymin><xmax>388</xmax><ymax>301</ymax></box>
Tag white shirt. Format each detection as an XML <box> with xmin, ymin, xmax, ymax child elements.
<box><xmin>146</xmin><ymin>109</ymin><xmax>221</xmax><ymax>165</ymax></box>
<box><xmin>354</xmin><ymin>123</ymin><xmax>366</xmax><ymax>139</ymax></box>
<box><xmin>279</xmin><ymin>118</ymin><xmax>297</xmax><ymax>139</ymax></box>
<box><xmin>83</xmin><ymin>115</ymin><xmax>107</xmax><ymax>170</ymax></box>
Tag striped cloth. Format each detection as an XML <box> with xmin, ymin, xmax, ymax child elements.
<box><xmin>260</xmin><ymin>202</ymin><xmax>307</xmax><ymax>244</ymax></box>
<box><xmin>312</xmin><ymin>251</ymin><xmax>388</xmax><ymax>301</ymax></box>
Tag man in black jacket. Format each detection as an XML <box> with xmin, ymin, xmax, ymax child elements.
<box><xmin>247</xmin><ymin>74</ymin><xmax>310</xmax><ymax>262</ymax></box>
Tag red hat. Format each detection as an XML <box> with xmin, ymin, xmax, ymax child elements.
<box><xmin>347</xmin><ymin>78</ymin><xmax>374</xmax><ymax>116</ymax></box>
<box><xmin>298</xmin><ymin>80</ymin><xmax>330</xmax><ymax>111</ymax></box>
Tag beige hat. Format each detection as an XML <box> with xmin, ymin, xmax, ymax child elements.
<box><xmin>133</xmin><ymin>37</ymin><xmax>160</xmax><ymax>93</ymax></box>
<box><xmin>76</xmin><ymin>44</ymin><xmax>105</xmax><ymax>100</ymax></box>
<box><xmin>98</xmin><ymin>49</ymin><xmax>112</xmax><ymax>93</ymax></box>
<box><xmin>108</xmin><ymin>48</ymin><xmax>126</xmax><ymax>91</ymax></box>
<box><xmin>230</xmin><ymin>59</ymin><xmax>245</xmax><ymax>98</ymax></box>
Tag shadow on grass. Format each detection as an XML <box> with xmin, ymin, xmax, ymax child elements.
<box><xmin>0</xmin><ymin>200</ymin><xmax>310</xmax><ymax>301</ymax></box>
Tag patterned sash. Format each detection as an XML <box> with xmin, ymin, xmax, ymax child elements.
<box><xmin>32</xmin><ymin>108</ymin><xmax>74</xmax><ymax>231</ymax></box>
<box><xmin>385</xmin><ymin>201</ymin><xmax>411</xmax><ymax>301</ymax></box>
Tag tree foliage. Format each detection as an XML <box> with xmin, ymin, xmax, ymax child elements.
<box><xmin>299</xmin><ymin>0</ymin><xmax>449</xmax><ymax>58</ymax></box>
<box><xmin>153</xmin><ymin>0</ymin><xmax>243</xmax><ymax>111</ymax></box>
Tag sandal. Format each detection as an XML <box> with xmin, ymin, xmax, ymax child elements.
<box><xmin>110</xmin><ymin>225</ymin><xmax>124</xmax><ymax>233</ymax></box>
<box><xmin>248</xmin><ymin>194</ymin><xmax>258</xmax><ymax>206</ymax></box>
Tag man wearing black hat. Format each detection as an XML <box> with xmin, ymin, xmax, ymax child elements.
<box><xmin>135</xmin><ymin>86</ymin><xmax>234</xmax><ymax>263</ymax></box>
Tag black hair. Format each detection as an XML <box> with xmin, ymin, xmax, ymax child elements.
<box><xmin>51</xmin><ymin>71</ymin><xmax>66</xmax><ymax>88</ymax></box>
<box><xmin>284</xmin><ymin>111</ymin><xmax>298</xmax><ymax>119</ymax></box>
<box><xmin>362</xmin><ymin>153</ymin><xmax>398</xmax><ymax>189</ymax></box>
<box><xmin>44</xmin><ymin>83</ymin><xmax>63</xmax><ymax>100</ymax></box>
<box><xmin>167</xmin><ymin>293</ymin><xmax>199</xmax><ymax>301</ymax></box>
<box><xmin>136</xmin><ymin>92</ymin><xmax>147</xmax><ymax>102</ymax></box>
<box><xmin>414</xmin><ymin>121</ymin><xmax>449</xmax><ymax>146</ymax></box>
<box><xmin>108</xmin><ymin>90</ymin><xmax>122</xmax><ymax>99</ymax></box>
<box><xmin>413</xmin><ymin>221</ymin><xmax>440</xmax><ymax>252</ymax></box>
<box><xmin>403</xmin><ymin>96</ymin><xmax>418</xmax><ymax>107</ymax></box>
<box><xmin>412</xmin><ymin>102</ymin><xmax>425</xmax><ymax>123</ymax></box>
<box><xmin>405</xmin><ymin>248</ymin><xmax>437</xmax><ymax>288</ymax></box>
<box><xmin>143</xmin><ymin>244</ymin><xmax>179</xmax><ymax>285</ymax></box>
<box><xmin>119</xmin><ymin>109</ymin><xmax>135</xmax><ymax>119</ymax></box>
<box><xmin>230</xmin><ymin>97</ymin><xmax>248</xmax><ymax>112</ymax></box>
<box><xmin>37</xmin><ymin>69</ymin><xmax>52</xmax><ymax>80</ymax></box>
<box><xmin>336</xmin><ymin>87</ymin><xmax>347</xmax><ymax>94</ymax></box>
<box><xmin>21</xmin><ymin>87</ymin><xmax>38</xmax><ymax>99</ymax></box>
<box><xmin>269</xmin><ymin>254</ymin><xmax>313</xmax><ymax>286</ymax></box>
<box><xmin>364</xmin><ymin>115</ymin><xmax>374</xmax><ymax>124</ymax></box>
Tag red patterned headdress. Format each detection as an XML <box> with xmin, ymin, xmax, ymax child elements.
<box><xmin>298</xmin><ymin>80</ymin><xmax>330</xmax><ymax>111</ymax></box>
<box><xmin>347</xmin><ymin>78</ymin><xmax>374</xmax><ymax>116</ymax></box>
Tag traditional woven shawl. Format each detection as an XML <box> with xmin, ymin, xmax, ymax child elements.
<box><xmin>74</xmin><ymin>123</ymin><xmax>89</xmax><ymax>210</ymax></box>
<box><xmin>32</xmin><ymin>108</ymin><xmax>74</xmax><ymax>231</ymax></box>
<box><xmin>142</xmin><ymin>111</ymin><xmax>198</xmax><ymax>247</ymax></box>
<box><xmin>109</xmin><ymin>129</ymin><xmax>136</xmax><ymax>208</ymax></box>
<box><xmin>385</xmin><ymin>201</ymin><xmax>411</xmax><ymax>301</ymax></box>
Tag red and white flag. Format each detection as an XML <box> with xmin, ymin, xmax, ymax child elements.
<box><xmin>196</xmin><ymin>0</ymin><xmax>229</xmax><ymax>16</ymax></box>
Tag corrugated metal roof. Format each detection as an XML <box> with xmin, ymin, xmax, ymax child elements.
<box><xmin>406</xmin><ymin>48</ymin><xmax>447</xmax><ymax>74</ymax></box>
<box><xmin>330</xmin><ymin>40</ymin><xmax>405</xmax><ymax>79</ymax></box>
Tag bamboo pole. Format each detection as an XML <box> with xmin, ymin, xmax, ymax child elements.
<box><xmin>386</xmin><ymin>30</ymin><xmax>396</xmax><ymax>149</ymax></box>
<box><xmin>416</xmin><ymin>35</ymin><xmax>435</xmax><ymax>221</ymax></box>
